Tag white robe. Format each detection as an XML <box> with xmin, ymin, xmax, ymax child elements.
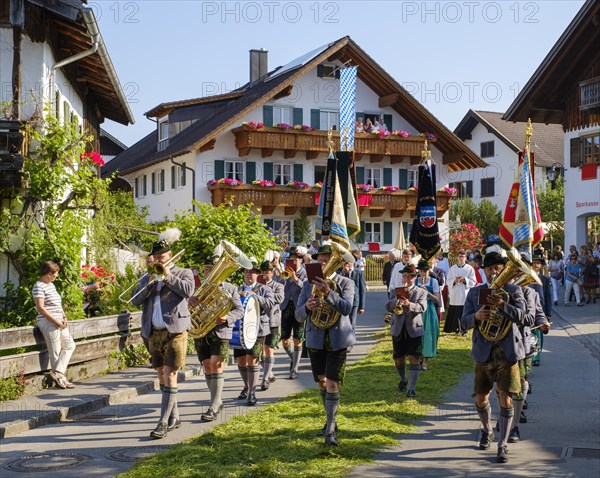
<box><xmin>447</xmin><ymin>263</ymin><xmax>476</xmax><ymax>306</ymax></box>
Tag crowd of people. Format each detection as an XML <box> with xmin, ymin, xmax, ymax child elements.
<box><xmin>30</xmin><ymin>234</ymin><xmax>597</xmax><ymax>457</ymax></box>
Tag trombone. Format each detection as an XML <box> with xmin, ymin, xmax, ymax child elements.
<box><xmin>119</xmin><ymin>249</ymin><xmax>185</xmax><ymax>303</ymax></box>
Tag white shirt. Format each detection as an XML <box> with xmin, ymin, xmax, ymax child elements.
<box><xmin>447</xmin><ymin>263</ymin><xmax>476</xmax><ymax>306</ymax></box>
<box><xmin>32</xmin><ymin>281</ymin><xmax>64</xmax><ymax>322</ymax></box>
<box><xmin>389</xmin><ymin>261</ymin><xmax>410</xmax><ymax>291</ymax></box>
<box><xmin>437</xmin><ymin>257</ymin><xmax>450</xmax><ymax>275</ymax></box>
<box><xmin>151</xmin><ymin>282</ymin><xmax>167</xmax><ymax>329</ymax></box>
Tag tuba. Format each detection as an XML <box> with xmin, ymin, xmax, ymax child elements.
<box><xmin>188</xmin><ymin>241</ymin><xmax>252</xmax><ymax>339</ymax></box>
<box><xmin>310</xmin><ymin>242</ymin><xmax>355</xmax><ymax>330</ymax></box>
<box><xmin>478</xmin><ymin>249</ymin><xmax>534</xmax><ymax>343</ymax></box>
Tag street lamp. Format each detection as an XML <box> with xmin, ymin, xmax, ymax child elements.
<box><xmin>546</xmin><ymin>163</ymin><xmax>563</xmax><ymax>189</ymax></box>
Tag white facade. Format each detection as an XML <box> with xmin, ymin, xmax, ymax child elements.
<box><xmin>563</xmin><ymin>125</ymin><xmax>600</xmax><ymax>249</ymax></box>
<box><xmin>123</xmin><ymin>63</ymin><xmax>466</xmax><ymax>251</ymax></box>
<box><xmin>460</xmin><ymin>122</ymin><xmax>548</xmax><ymax>211</ymax></box>
<box><xmin>0</xmin><ymin>29</ymin><xmax>84</xmax><ymax>125</ymax></box>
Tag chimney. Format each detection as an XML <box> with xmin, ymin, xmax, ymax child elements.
<box><xmin>249</xmin><ymin>49</ymin><xmax>268</xmax><ymax>83</ymax></box>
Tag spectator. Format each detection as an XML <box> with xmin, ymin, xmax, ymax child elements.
<box><xmin>581</xmin><ymin>251</ymin><xmax>599</xmax><ymax>304</ymax></box>
<box><xmin>378</xmin><ymin>116</ymin><xmax>388</xmax><ymax>131</ymax></box>
<box><xmin>383</xmin><ymin>249</ymin><xmax>398</xmax><ymax>288</ymax></box>
<box><xmin>548</xmin><ymin>251</ymin><xmax>565</xmax><ymax>306</ymax></box>
<box><xmin>32</xmin><ymin>261</ymin><xmax>76</xmax><ymax>389</ymax></box>
<box><xmin>352</xmin><ymin>249</ymin><xmax>365</xmax><ymax>271</ymax></box>
<box><xmin>355</xmin><ymin>118</ymin><xmax>364</xmax><ymax>133</ymax></box>
<box><xmin>564</xmin><ymin>254</ymin><xmax>584</xmax><ymax>307</ymax></box>
<box><xmin>364</xmin><ymin>118</ymin><xmax>373</xmax><ymax>133</ymax></box>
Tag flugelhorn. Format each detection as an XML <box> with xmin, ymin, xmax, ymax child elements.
<box><xmin>119</xmin><ymin>249</ymin><xmax>185</xmax><ymax>303</ymax></box>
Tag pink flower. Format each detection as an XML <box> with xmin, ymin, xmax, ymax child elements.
<box><xmin>377</xmin><ymin>130</ymin><xmax>391</xmax><ymax>139</ymax></box>
<box><xmin>243</xmin><ymin>121</ymin><xmax>264</xmax><ymax>129</ymax></box>
<box><xmin>380</xmin><ymin>185</ymin><xmax>399</xmax><ymax>192</ymax></box>
<box><xmin>276</xmin><ymin>123</ymin><xmax>293</xmax><ymax>130</ymax></box>
<box><xmin>391</xmin><ymin>130</ymin><xmax>412</xmax><ymax>138</ymax></box>
<box><xmin>80</xmin><ymin>151</ymin><xmax>105</xmax><ymax>167</ymax></box>
<box><xmin>286</xmin><ymin>180</ymin><xmax>309</xmax><ymax>189</ymax></box>
<box><xmin>357</xmin><ymin>184</ymin><xmax>374</xmax><ymax>192</ymax></box>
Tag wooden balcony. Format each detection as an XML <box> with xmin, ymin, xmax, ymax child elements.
<box><xmin>208</xmin><ymin>183</ymin><xmax>454</xmax><ymax>217</ymax></box>
<box><xmin>580</xmin><ymin>76</ymin><xmax>600</xmax><ymax>112</ymax></box>
<box><xmin>232</xmin><ymin>126</ymin><xmax>434</xmax><ymax>163</ymax></box>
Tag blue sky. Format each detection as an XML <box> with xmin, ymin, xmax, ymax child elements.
<box><xmin>95</xmin><ymin>0</ymin><xmax>585</xmax><ymax>147</ymax></box>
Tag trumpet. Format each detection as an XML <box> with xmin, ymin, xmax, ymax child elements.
<box><xmin>281</xmin><ymin>270</ymin><xmax>291</xmax><ymax>279</ymax></box>
<box><xmin>119</xmin><ymin>249</ymin><xmax>185</xmax><ymax>303</ymax></box>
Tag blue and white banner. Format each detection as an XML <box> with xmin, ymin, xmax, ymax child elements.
<box><xmin>339</xmin><ymin>66</ymin><xmax>357</xmax><ymax>151</ymax></box>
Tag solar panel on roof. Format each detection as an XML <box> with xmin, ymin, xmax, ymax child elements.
<box><xmin>266</xmin><ymin>42</ymin><xmax>333</xmax><ymax>81</ymax></box>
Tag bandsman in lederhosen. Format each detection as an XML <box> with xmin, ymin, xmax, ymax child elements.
<box><xmin>259</xmin><ymin>260</ymin><xmax>285</xmax><ymax>390</ymax></box>
<box><xmin>191</xmin><ymin>258</ymin><xmax>243</xmax><ymax>422</ymax></box>
<box><xmin>280</xmin><ymin>245</ymin><xmax>308</xmax><ymax>379</ymax></box>
<box><xmin>234</xmin><ymin>260</ymin><xmax>275</xmax><ymax>406</ymax></box>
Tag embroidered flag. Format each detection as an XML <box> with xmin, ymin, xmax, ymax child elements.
<box><xmin>409</xmin><ymin>162</ymin><xmax>440</xmax><ymax>261</ymax></box>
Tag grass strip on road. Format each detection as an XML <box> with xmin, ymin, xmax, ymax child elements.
<box><xmin>121</xmin><ymin>331</ymin><xmax>472</xmax><ymax>478</ymax></box>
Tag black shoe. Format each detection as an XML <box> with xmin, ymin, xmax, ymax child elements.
<box><xmin>398</xmin><ymin>381</ymin><xmax>407</xmax><ymax>392</ymax></box>
<box><xmin>523</xmin><ymin>400</ymin><xmax>528</xmax><ymax>410</ymax></box>
<box><xmin>520</xmin><ymin>411</ymin><xmax>527</xmax><ymax>424</ymax></box>
<box><xmin>508</xmin><ymin>426</ymin><xmax>520</xmax><ymax>443</ymax></box>
<box><xmin>261</xmin><ymin>380</ymin><xmax>269</xmax><ymax>391</ymax></box>
<box><xmin>150</xmin><ymin>422</ymin><xmax>168</xmax><ymax>439</ymax></box>
<box><xmin>269</xmin><ymin>375</ymin><xmax>277</xmax><ymax>383</ymax></box>
<box><xmin>325</xmin><ymin>432</ymin><xmax>339</xmax><ymax>447</ymax></box>
<box><xmin>318</xmin><ymin>423</ymin><xmax>339</xmax><ymax>437</ymax></box>
<box><xmin>247</xmin><ymin>392</ymin><xmax>257</xmax><ymax>406</ymax></box>
<box><xmin>406</xmin><ymin>389</ymin><xmax>415</xmax><ymax>398</ymax></box>
<box><xmin>167</xmin><ymin>417</ymin><xmax>182</xmax><ymax>431</ymax></box>
<box><xmin>238</xmin><ymin>387</ymin><xmax>248</xmax><ymax>400</ymax></box>
<box><xmin>532</xmin><ymin>360</ymin><xmax>540</xmax><ymax>367</ymax></box>
<box><xmin>497</xmin><ymin>445</ymin><xmax>509</xmax><ymax>463</ymax></box>
<box><xmin>200</xmin><ymin>405</ymin><xmax>222</xmax><ymax>422</ymax></box>
<box><xmin>289</xmin><ymin>371</ymin><xmax>298</xmax><ymax>380</ymax></box>
<box><xmin>554</xmin><ymin>300</ymin><xmax>558</xmax><ymax>306</ymax></box>
<box><xmin>479</xmin><ymin>431</ymin><xmax>494</xmax><ymax>450</ymax></box>
<box><xmin>528</xmin><ymin>383</ymin><xmax>532</xmax><ymax>394</ymax></box>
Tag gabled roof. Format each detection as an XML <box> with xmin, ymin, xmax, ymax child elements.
<box><xmin>25</xmin><ymin>0</ymin><xmax>134</xmax><ymax>125</ymax></box>
<box><xmin>104</xmin><ymin>36</ymin><xmax>485</xmax><ymax>177</ymax></box>
<box><xmin>503</xmin><ymin>0</ymin><xmax>600</xmax><ymax>125</ymax></box>
<box><xmin>455</xmin><ymin>110</ymin><xmax>563</xmax><ymax>167</ymax></box>
<box><xmin>145</xmin><ymin>92</ymin><xmax>245</xmax><ymax>118</ymax></box>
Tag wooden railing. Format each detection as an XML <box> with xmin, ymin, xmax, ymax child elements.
<box><xmin>0</xmin><ymin>312</ymin><xmax>143</xmax><ymax>383</ymax></box>
<box><xmin>580</xmin><ymin>76</ymin><xmax>600</xmax><ymax>111</ymax></box>
<box><xmin>232</xmin><ymin>126</ymin><xmax>433</xmax><ymax>162</ymax></box>
<box><xmin>208</xmin><ymin>183</ymin><xmax>454</xmax><ymax>217</ymax></box>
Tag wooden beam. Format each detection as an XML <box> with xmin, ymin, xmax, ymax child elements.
<box><xmin>273</xmin><ymin>85</ymin><xmax>294</xmax><ymax>100</ymax></box>
<box><xmin>354</xmin><ymin>152</ymin><xmax>364</xmax><ymax>162</ymax></box>
<box><xmin>284</xmin><ymin>150</ymin><xmax>297</xmax><ymax>159</ymax></box>
<box><xmin>410</xmin><ymin>157</ymin><xmax>421</xmax><ymax>165</ymax></box>
<box><xmin>390</xmin><ymin>210</ymin><xmax>405</xmax><ymax>218</ymax></box>
<box><xmin>238</xmin><ymin>147</ymin><xmax>250</xmax><ymax>157</ymax></box>
<box><xmin>390</xmin><ymin>155</ymin><xmax>406</xmax><ymax>164</ymax></box>
<box><xmin>369</xmin><ymin>209</ymin><xmax>385</xmax><ymax>217</ymax></box>
<box><xmin>379</xmin><ymin>93</ymin><xmax>400</xmax><ymax>107</ymax></box>
<box><xmin>198</xmin><ymin>139</ymin><xmax>216</xmax><ymax>153</ymax></box>
<box><xmin>262</xmin><ymin>148</ymin><xmax>274</xmax><ymax>158</ymax></box>
<box><xmin>261</xmin><ymin>206</ymin><xmax>276</xmax><ymax>214</ymax></box>
<box><xmin>370</xmin><ymin>154</ymin><xmax>384</xmax><ymax>163</ymax></box>
<box><xmin>442</xmin><ymin>152</ymin><xmax>464</xmax><ymax>164</ymax></box>
<box><xmin>306</xmin><ymin>151</ymin><xmax>319</xmax><ymax>160</ymax></box>
<box><xmin>284</xmin><ymin>207</ymin><xmax>298</xmax><ymax>215</ymax></box>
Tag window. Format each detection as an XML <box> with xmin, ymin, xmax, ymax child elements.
<box><xmin>320</xmin><ymin>110</ymin><xmax>339</xmax><ymax>131</ymax></box>
<box><xmin>366</xmin><ymin>168</ymin><xmax>381</xmax><ymax>188</ymax></box>
<box><xmin>481</xmin><ymin>177</ymin><xmax>495</xmax><ymax>197</ymax></box>
<box><xmin>582</xmin><ymin>133</ymin><xmax>600</xmax><ymax>164</ymax></box>
<box><xmin>317</xmin><ymin>64</ymin><xmax>340</xmax><ymax>79</ymax></box>
<box><xmin>171</xmin><ymin>164</ymin><xmax>186</xmax><ymax>189</ymax></box>
<box><xmin>225</xmin><ymin>161</ymin><xmax>243</xmax><ymax>182</ymax></box>
<box><xmin>63</xmin><ymin>101</ymin><xmax>70</xmax><ymax>127</ymax></box>
<box><xmin>275</xmin><ymin>164</ymin><xmax>292</xmax><ymax>185</ymax></box>
<box><xmin>480</xmin><ymin>141</ymin><xmax>495</xmax><ymax>158</ymax></box>
<box><xmin>142</xmin><ymin>175</ymin><xmax>147</xmax><ymax>196</ymax></box>
<box><xmin>364</xmin><ymin>222</ymin><xmax>381</xmax><ymax>243</ymax></box>
<box><xmin>135</xmin><ymin>175</ymin><xmax>147</xmax><ymax>198</ymax></box>
<box><xmin>134</xmin><ymin>177</ymin><xmax>139</xmax><ymax>198</ymax></box>
<box><xmin>273</xmin><ymin>219</ymin><xmax>292</xmax><ymax>243</ymax></box>
<box><xmin>273</xmin><ymin>106</ymin><xmax>292</xmax><ymax>125</ymax></box>
<box><xmin>159</xmin><ymin>121</ymin><xmax>169</xmax><ymax>140</ymax></box>
<box><xmin>407</xmin><ymin>169</ymin><xmax>418</xmax><ymax>188</ymax></box>
<box><xmin>152</xmin><ymin>169</ymin><xmax>165</xmax><ymax>194</ymax></box>
<box><xmin>313</xmin><ymin>165</ymin><xmax>326</xmax><ymax>184</ymax></box>
<box><xmin>449</xmin><ymin>180</ymin><xmax>473</xmax><ymax>199</ymax></box>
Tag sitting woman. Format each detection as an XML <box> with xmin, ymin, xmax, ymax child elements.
<box><xmin>355</xmin><ymin>118</ymin><xmax>364</xmax><ymax>133</ymax></box>
<box><xmin>32</xmin><ymin>261</ymin><xmax>76</xmax><ymax>389</ymax></box>
<box><xmin>363</xmin><ymin>118</ymin><xmax>373</xmax><ymax>133</ymax></box>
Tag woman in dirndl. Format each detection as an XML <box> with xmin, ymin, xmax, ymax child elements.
<box><xmin>416</xmin><ymin>260</ymin><xmax>440</xmax><ymax>371</ymax></box>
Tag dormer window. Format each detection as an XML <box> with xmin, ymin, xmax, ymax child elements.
<box><xmin>158</xmin><ymin>120</ymin><xmax>169</xmax><ymax>151</ymax></box>
<box><xmin>317</xmin><ymin>64</ymin><xmax>340</xmax><ymax>79</ymax></box>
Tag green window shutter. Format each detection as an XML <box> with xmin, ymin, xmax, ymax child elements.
<box><xmin>263</xmin><ymin>162</ymin><xmax>273</xmax><ymax>181</ymax></box>
<box><xmin>263</xmin><ymin>105</ymin><xmax>273</xmax><ymax>127</ymax></box>
<box><xmin>264</xmin><ymin>219</ymin><xmax>274</xmax><ymax>230</ymax></box>
<box><xmin>399</xmin><ymin>169</ymin><xmax>408</xmax><ymax>189</ymax></box>
<box><xmin>358</xmin><ymin>221</ymin><xmax>365</xmax><ymax>243</ymax></box>
<box><xmin>356</xmin><ymin>166</ymin><xmax>365</xmax><ymax>184</ymax></box>
<box><xmin>151</xmin><ymin>172</ymin><xmax>156</xmax><ymax>194</ymax></box>
<box><xmin>402</xmin><ymin>222</ymin><xmax>409</xmax><ymax>241</ymax></box>
<box><xmin>293</xmin><ymin>219</ymin><xmax>300</xmax><ymax>244</ymax></box>
<box><xmin>570</xmin><ymin>137</ymin><xmax>581</xmax><ymax>167</ymax></box>
<box><xmin>383</xmin><ymin>168</ymin><xmax>392</xmax><ymax>186</ymax></box>
<box><xmin>311</xmin><ymin>109</ymin><xmax>320</xmax><ymax>129</ymax></box>
<box><xmin>181</xmin><ymin>162</ymin><xmax>186</xmax><ymax>187</ymax></box>
<box><xmin>134</xmin><ymin>177</ymin><xmax>139</xmax><ymax>198</ymax></box>
<box><xmin>246</xmin><ymin>161</ymin><xmax>256</xmax><ymax>183</ymax></box>
<box><xmin>466</xmin><ymin>181</ymin><xmax>473</xmax><ymax>198</ymax></box>
<box><xmin>293</xmin><ymin>108</ymin><xmax>303</xmax><ymax>126</ymax></box>
<box><xmin>356</xmin><ymin>112</ymin><xmax>364</xmax><ymax>122</ymax></box>
<box><xmin>293</xmin><ymin>164</ymin><xmax>303</xmax><ymax>182</ymax></box>
<box><xmin>383</xmin><ymin>114</ymin><xmax>392</xmax><ymax>132</ymax></box>
<box><xmin>317</xmin><ymin>65</ymin><xmax>324</xmax><ymax>78</ymax></box>
<box><xmin>171</xmin><ymin>166</ymin><xmax>176</xmax><ymax>189</ymax></box>
<box><xmin>214</xmin><ymin>160</ymin><xmax>225</xmax><ymax>179</ymax></box>
<box><xmin>383</xmin><ymin>221</ymin><xmax>392</xmax><ymax>244</ymax></box>
<box><xmin>335</xmin><ymin>68</ymin><xmax>340</xmax><ymax>79</ymax></box>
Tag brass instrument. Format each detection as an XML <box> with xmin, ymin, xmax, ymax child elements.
<box><xmin>514</xmin><ymin>267</ymin><xmax>542</xmax><ymax>288</ymax></box>
<box><xmin>281</xmin><ymin>270</ymin><xmax>291</xmax><ymax>280</ymax></box>
<box><xmin>120</xmin><ymin>249</ymin><xmax>185</xmax><ymax>303</ymax></box>
<box><xmin>478</xmin><ymin>250</ymin><xmax>532</xmax><ymax>343</ymax></box>
<box><xmin>188</xmin><ymin>241</ymin><xmax>252</xmax><ymax>339</ymax></box>
<box><xmin>310</xmin><ymin>242</ymin><xmax>355</xmax><ymax>330</ymax></box>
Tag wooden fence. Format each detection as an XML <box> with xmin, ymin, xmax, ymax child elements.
<box><xmin>0</xmin><ymin>312</ymin><xmax>143</xmax><ymax>382</ymax></box>
<box><xmin>365</xmin><ymin>254</ymin><xmax>386</xmax><ymax>287</ymax></box>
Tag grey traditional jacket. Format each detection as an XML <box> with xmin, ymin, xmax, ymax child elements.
<box><xmin>461</xmin><ymin>283</ymin><xmax>530</xmax><ymax>363</ymax></box>
<box><xmin>296</xmin><ymin>274</ymin><xmax>355</xmax><ymax>351</ymax></box>
<box><xmin>212</xmin><ymin>281</ymin><xmax>244</xmax><ymax>340</ymax></box>
<box><xmin>238</xmin><ymin>283</ymin><xmax>275</xmax><ymax>337</ymax></box>
<box><xmin>385</xmin><ymin>286</ymin><xmax>428</xmax><ymax>338</ymax></box>
<box><xmin>281</xmin><ymin>266</ymin><xmax>307</xmax><ymax>310</ymax></box>
<box><xmin>264</xmin><ymin>279</ymin><xmax>285</xmax><ymax>328</ymax></box>
<box><xmin>132</xmin><ymin>266</ymin><xmax>195</xmax><ymax>339</ymax></box>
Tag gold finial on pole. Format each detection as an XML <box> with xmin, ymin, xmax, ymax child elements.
<box><xmin>525</xmin><ymin>118</ymin><xmax>533</xmax><ymax>149</ymax></box>
<box><xmin>327</xmin><ymin>128</ymin><xmax>335</xmax><ymax>156</ymax></box>
<box><xmin>341</xmin><ymin>126</ymin><xmax>350</xmax><ymax>152</ymax></box>
<box><xmin>421</xmin><ymin>140</ymin><xmax>431</xmax><ymax>162</ymax></box>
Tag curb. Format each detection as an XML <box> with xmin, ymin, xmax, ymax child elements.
<box><xmin>0</xmin><ymin>366</ymin><xmax>202</xmax><ymax>439</ymax></box>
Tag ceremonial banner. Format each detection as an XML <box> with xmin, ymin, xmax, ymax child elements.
<box><xmin>345</xmin><ymin>154</ymin><xmax>360</xmax><ymax>238</ymax></box>
<box><xmin>339</xmin><ymin>66</ymin><xmax>357</xmax><ymax>151</ymax></box>
<box><xmin>409</xmin><ymin>161</ymin><xmax>440</xmax><ymax>261</ymax></box>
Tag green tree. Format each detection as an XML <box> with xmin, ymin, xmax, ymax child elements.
<box><xmin>294</xmin><ymin>209</ymin><xmax>312</xmax><ymax>245</ymax></box>
<box><xmin>172</xmin><ymin>200</ymin><xmax>275</xmax><ymax>284</ymax></box>
<box><xmin>537</xmin><ymin>176</ymin><xmax>564</xmax><ymax>222</ymax></box>
<box><xmin>449</xmin><ymin>197</ymin><xmax>478</xmax><ymax>224</ymax></box>
<box><xmin>476</xmin><ymin>199</ymin><xmax>502</xmax><ymax>241</ymax></box>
